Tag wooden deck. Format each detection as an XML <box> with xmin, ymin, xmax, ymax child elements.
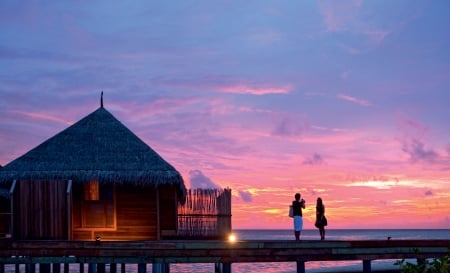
<box><xmin>0</xmin><ymin>239</ymin><xmax>449</xmax><ymax>273</ymax></box>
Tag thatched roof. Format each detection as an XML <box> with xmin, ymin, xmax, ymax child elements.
<box><xmin>0</xmin><ymin>106</ymin><xmax>186</xmax><ymax>199</ymax></box>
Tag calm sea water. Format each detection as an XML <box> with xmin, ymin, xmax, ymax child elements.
<box><xmin>6</xmin><ymin>229</ymin><xmax>450</xmax><ymax>273</ymax></box>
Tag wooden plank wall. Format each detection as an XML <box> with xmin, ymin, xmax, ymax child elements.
<box><xmin>72</xmin><ymin>185</ymin><xmax>158</xmax><ymax>240</ymax></box>
<box><xmin>14</xmin><ymin>180</ymin><xmax>68</xmax><ymax>240</ymax></box>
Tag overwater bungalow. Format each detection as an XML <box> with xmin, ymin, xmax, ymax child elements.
<box><xmin>0</xmin><ymin>98</ymin><xmax>197</xmax><ymax>241</ymax></box>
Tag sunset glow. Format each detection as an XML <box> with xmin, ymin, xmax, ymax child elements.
<box><xmin>1</xmin><ymin>1</ymin><xmax>449</xmax><ymax>229</ymax></box>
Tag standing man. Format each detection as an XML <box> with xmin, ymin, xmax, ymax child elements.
<box><xmin>292</xmin><ymin>193</ymin><xmax>306</xmax><ymax>240</ymax></box>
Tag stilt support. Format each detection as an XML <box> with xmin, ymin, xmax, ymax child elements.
<box><xmin>152</xmin><ymin>263</ymin><xmax>169</xmax><ymax>273</ymax></box>
<box><xmin>296</xmin><ymin>261</ymin><xmax>305</xmax><ymax>273</ymax></box>
<box><xmin>215</xmin><ymin>263</ymin><xmax>231</xmax><ymax>273</ymax></box>
<box><xmin>363</xmin><ymin>260</ymin><xmax>372</xmax><ymax>273</ymax></box>
<box><xmin>110</xmin><ymin>263</ymin><xmax>117</xmax><ymax>273</ymax></box>
<box><xmin>40</xmin><ymin>264</ymin><xmax>51</xmax><ymax>273</ymax></box>
<box><xmin>53</xmin><ymin>263</ymin><xmax>61</xmax><ymax>273</ymax></box>
<box><xmin>138</xmin><ymin>263</ymin><xmax>147</xmax><ymax>273</ymax></box>
<box><xmin>88</xmin><ymin>263</ymin><xmax>97</xmax><ymax>273</ymax></box>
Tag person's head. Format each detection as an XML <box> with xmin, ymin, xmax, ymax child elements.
<box><xmin>295</xmin><ymin>193</ymin><xmax>301</xmax><ymax>201</ymax></box>
<box><xmin>317</xmin><ymin>197</ymin><xmax>323</xmax><ymax>206</ymax></box>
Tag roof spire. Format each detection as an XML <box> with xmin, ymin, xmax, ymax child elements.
<box><xmin>101</xmin><ymin>91</ymin><xmax>104</xmax><ymax>108</ymax></box>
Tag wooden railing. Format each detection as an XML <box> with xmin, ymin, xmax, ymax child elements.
<box><xmin>0</xmin><ymin>239</ymin><xmax>448</xmax><ymax>273</ymax></box>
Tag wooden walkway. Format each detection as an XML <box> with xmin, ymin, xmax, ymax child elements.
<box><xmin>0</xmin><ymin>239</ymin><xmax>449</xmax><ymax>273</ymax></box>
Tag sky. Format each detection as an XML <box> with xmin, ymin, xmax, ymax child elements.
<box><xmin>1</xmin><ymin>1</ymin><xmax>449</xmax><ymax>230</ymax></box>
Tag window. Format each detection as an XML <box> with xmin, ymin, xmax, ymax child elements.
<box><xmin>84</xmin><ymin>180</ymin><xmax>99</xmax><ymax>201</ymax></box>
<box><xmin>73</xmin><ymin>182</ymin><xmax>116</xmax><ymax>230</ymax></box>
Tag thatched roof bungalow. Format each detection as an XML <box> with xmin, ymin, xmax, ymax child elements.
<box><xmin>0</xmin><ymin>103</ymin><xmax>186</xmax><ymax>240</ymax></box>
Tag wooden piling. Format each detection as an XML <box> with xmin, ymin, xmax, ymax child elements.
<box><xmin>363</xmin><ymin>260</ymin><xmax>371</xmax><ymax>273</ymax></box>
<box><xmin>296</xmin><ymin>261</ymin><xmax>305</xmax><ymax>273</ymax></box>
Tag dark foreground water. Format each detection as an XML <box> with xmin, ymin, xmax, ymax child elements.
<box><xmin>5</xmin><ymin>229</ymin><xmax>450</xmax><ymax>273</ymax></box>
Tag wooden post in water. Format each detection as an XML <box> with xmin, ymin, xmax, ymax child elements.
<box><xmin>40</xmin><ymin>264</ymin><xmax>51</xmax><ymax>273</ymax></box>
<box><xmin>79</xmin><ymin>263</ymin><xmax>85</xmax><ymax>273</ymax></box>
<box><xmin>296</xmin><ymin>261</ymin><xmax>305</xmax><ymax>273</ymax></box>
<box><xmin>363</xmin><ymin>260</ymin><xmax>372</xmax><ymax>273</ymax></box>
<box><xmin>52</xmin><ymin>263</ymin><xmax>60</xmax><ymax>273</ymax></box>
<box><xmin>26</xmin><ymin>263</ymin><xmax>35</xmax><ymax>273</ymax></box>
<box><xmin>88</xmin><ymin>263</ymin><xmax>97</xmax><ymax>273</ymax></box>
<box><xmin>0</xmin><ymin>263</ymin><xmax>4</xmax><ymax>273</ymax></box>
<box><xmin>138</xmin><ymin>263</ymin><xmax>146</xmax><ymax>273</ymax></box>
<box><xmin>152</xmin><ymin>263</ymin><xmax>169</xmax><ymax>273</ymax></box>
<box><xmin>97</xmin><ymin>263</ymin><xmax>105</xmax><ymax>273</ymax></box>
<box><xmin>224</xmin><ymin>263</ymin><xmax>231</xmax><ymax>273</ymax></box>
<box><xmin>110</xmin><ymin>263</ymin><xmax>117</xmax><ymax>273</ymax></box>
<box><xmin>215</xmin><ymin>263</ymin><xmax>231</xmax><ymax>273</ymax></box>
<box><xmin>121</xmin><ymin>263</ymin><xmax>126</xmax><ymax>273</ymax></box>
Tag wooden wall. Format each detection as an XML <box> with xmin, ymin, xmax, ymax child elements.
<box><xmin>13</xmin><ymin>180</ymin><xmax>68</xmax><ymax>240</ymax></box>
<box><xmin>72</xmin><ymin>184</ymin><xmax>160</xmax><ymax>241</ymax></box>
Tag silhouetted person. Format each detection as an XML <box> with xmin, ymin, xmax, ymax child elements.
<box><xmin>315</xmin><ymin>197</ymin><xmax>327</xmax><ymax>240</ymax></box>
<box><xmin>292</xmin><ymin>193</ymin><xmax>305</xmax><ymax>240</ymax></box>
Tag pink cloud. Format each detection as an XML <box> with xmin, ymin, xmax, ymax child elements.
<box><xmin>248</xmin><ymin>29</ymin><xmax>282</xmax><ymax>45</ymax></box>
<box><xmin>11</xmin><ymin>110</ymin><xmax>73</xmax><ymax>125</ymax></box>
<box><xmin>337</xmin><ymin>93</ymin><xmax>370</xmax><ymax>106</ymax></box>
<box><xmin>319</xmin><ymin>0</ymin><xmax>362</xmax><ymax>32</ymax></box>
<box><xmin>218</xmin><ymin>84</ymin><xmax>291</xmax><ymax>95</ymax></box>
<box><xmin>364</xmin><ymin>29</ymin><xmax>391</xmax><ymax>45</ymax></box>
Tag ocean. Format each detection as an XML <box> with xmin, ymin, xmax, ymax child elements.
<box><xmin>4</xmin><ymin>229</ymin><xmax>450</xmax><ymax>273</ymax></box>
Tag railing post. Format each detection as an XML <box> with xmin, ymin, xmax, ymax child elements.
<box><xmin>79</xmin><ymin>263</ymin><xmax>85</xmax><ymax>273</ymax></box>
<box><xmin>363</xmin><ymin>260</ymin><xmax>372</xmax><ymax>273</ymax></box>
<box><xmin>0</xmin><ymin>263</ymin><xmax>4</xmax><ymax>273</ymax></box>
<box><xmin>296</xmin><ymin>261</ymin><xmax>305</xmax><ymax>273</ymax></box>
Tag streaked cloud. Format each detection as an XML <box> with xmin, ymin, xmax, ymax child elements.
<box><xmin>218</xmin><ymin>84</ymin><xmax>291</xmax><ymax>95</ymax></box>
<box><xmin>337</xmin><ymin>93</ymin><xmax>370</xmax><ymax>106</ymax></box>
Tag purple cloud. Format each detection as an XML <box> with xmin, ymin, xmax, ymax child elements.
<box><xmin>188</xmin><ymin>170</ymin><xmax>221</xmax><ymax>189</ymax></box>
<box><xmin>402</xmin><ymin>138</ymin><xmax>438</xmax><ymax>163</ymax></box>
<box><xmin>303</xmin><ymin>153</ymin><xmax>324</xmax><ymax>165</ymax></box>
<box><xmin>239</xmin><ymin>190</ymin><xmax>253</xmax><ymax>203</ymax></box>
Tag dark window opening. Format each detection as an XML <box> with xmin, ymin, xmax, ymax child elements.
<box><xmin>73</xmin><ymin>182</ymin><xmax>116</xmax><ymax>230</ymax></box>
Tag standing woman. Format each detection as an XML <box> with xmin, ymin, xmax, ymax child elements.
<box><xmin>315</xmin><ymin>197</ymin><xmax>327</xmax><ymax>240</ymax></box>
<box><xmin>292</xmin><ymin>193</ymin><xmax>306</xmax><ymax>240</ymax></box>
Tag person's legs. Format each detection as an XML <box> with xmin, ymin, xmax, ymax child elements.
<box><xmin>298</xmin><ymin>216</ymin><xmax>303</xmax><ymax>240</ymax></box>
<box><xmin>319</xmin><ymin>227</ymin><xmax>325</xmax><ymax>240</ymax></box>
<box><xmin>294</xmin><ymin>216</ymin><xmax>303</xmax><ymax>240</ymax></box>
